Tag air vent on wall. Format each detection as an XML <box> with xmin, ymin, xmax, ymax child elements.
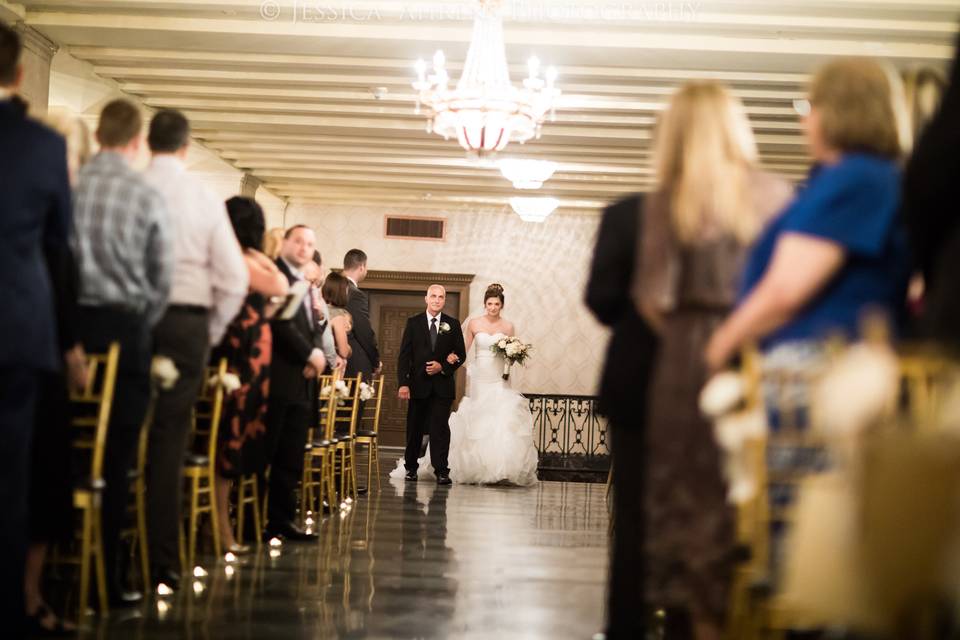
<box><xmin>384</xmin><ymin>216</ymin><xmax>446</xmax><ymax>240</ymax></box>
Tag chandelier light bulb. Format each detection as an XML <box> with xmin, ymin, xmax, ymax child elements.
<box><xmin>510</xmin><ymin>197</ymin><xmax>560</xmax><ymax>222</ymax></box>
<box><xmin>433</xmin><ymin>49</ymin><xmax>446</xmax><ymax>71</ymax></box>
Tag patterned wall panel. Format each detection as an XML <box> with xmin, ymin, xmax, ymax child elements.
<box><xmin>288</xmin><ymin>203</ymin><xmax>614</xmax><ymax>396</ymax></box>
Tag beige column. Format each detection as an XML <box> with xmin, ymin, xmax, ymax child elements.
<box><xmin>14</xmin><ymin>23</ymin><xmax>57</xmax><ymax>117</ymax></box>
<box><xmin>240</xmin><ymin>173</ymin><xmax>262</xmax><ymax>199</ymax></box>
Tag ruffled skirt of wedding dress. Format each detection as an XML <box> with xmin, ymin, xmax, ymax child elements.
<box><xmin>388</xmin><ymin>380</ymin><xmax>539</xmax><ymax>486</ymax></box>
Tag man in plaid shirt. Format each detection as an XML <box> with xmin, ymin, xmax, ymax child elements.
<box><xmin>72</xmin><ymin>99</ymin><xmax>172</xmax><ymax>606</ymax></box>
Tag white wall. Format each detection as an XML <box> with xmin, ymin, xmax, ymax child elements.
<box><xmin>46</xmin><ymin>49</ymin><xmax>287</xmax><ymax>219</ymax></box>
<box><xmin>287</xmin><ymin>202</ymin><xmax>611</xmax><ymax>396</ymax></box>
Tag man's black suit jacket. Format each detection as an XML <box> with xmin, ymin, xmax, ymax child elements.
<box><xmin>0</xmin><ymin>97</ymin><xmax>72</xmax><ymax>371</ymax></box>
<box><xmin>270</xmin><ymin>258</ymin><xmax>321</xmax><ymax>402</ymax></box>
<box><xmin>397</xmin><ymin>312</ymin><xmax>466</xmax><ymax>400</ymax></box>
<box><xmin>585</xmin><ymin>194</ymin><xmax>659</xmax><ymax>426</ymax></box>
<box><xmin>345</xmin><ymin>282</ymin><xmax>380</xmax><ymax>377</ymax></box>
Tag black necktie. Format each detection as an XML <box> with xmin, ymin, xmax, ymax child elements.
<box><xmin>430</xmin><ymin>317</ymin><xmax>438</xmax><ymax>349</ymax></box>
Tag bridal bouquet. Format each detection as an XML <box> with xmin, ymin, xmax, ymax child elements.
<box><xmin>491</xmin><ymin>336</ymin><xmax>532</xmax><ymax>380</ymax></box>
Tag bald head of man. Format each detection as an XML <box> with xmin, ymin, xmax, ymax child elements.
<box><xmin>425</xmin><ymin>284</ymin><xmax>446</xmax><ymax>315</ymax></box>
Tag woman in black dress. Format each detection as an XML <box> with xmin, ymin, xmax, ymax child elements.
<box><xmin>213</xmin><ymin>197</ymin><xmax>288</xmax><ymax>554</ymax></box>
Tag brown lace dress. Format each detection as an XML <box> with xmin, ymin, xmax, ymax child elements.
<box><xmin>633</xmin><ymin>173</ymin><xmax>792</xmax><ymax>625</ymax></box>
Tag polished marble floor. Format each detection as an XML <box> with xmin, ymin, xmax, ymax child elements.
<box><xmin>81</xmin><ymin>453</ymin><xmax>610</xmax><ymax>639</ymax></box>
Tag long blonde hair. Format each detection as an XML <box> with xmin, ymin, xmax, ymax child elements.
<box><xmin>652</xmin><ymin>82</ymin><xmax>760</xmax><ymax>245</ymax></box>
<box><xmin>40</xmin><ymin>107</ymin><xmax>93</xmax><ymax>186</ymax></box>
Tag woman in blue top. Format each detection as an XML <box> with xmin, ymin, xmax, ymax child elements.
<box><xmin>706</xmin><ymin>57</ymin><xmax>911</xmax><ymax>370</ymax></box>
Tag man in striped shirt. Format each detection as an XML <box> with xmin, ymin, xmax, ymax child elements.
<box><xmin>73</xmin><ymin>99</ymin><xmax>172</xmax><ymax>606</ymax></box>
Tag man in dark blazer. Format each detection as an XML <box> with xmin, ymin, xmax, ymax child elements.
<box><xmin>0</xmin><ymin>23</ymin><xmax>72</xmax><ymax>635</ymax></box>
<box><xmin>342</xmin><ymin>249</ymin><xmax>381</xmax><ymax>380</ymax></box>
<box><xmin>585</xmin><ymin>194</ymin><xmax>660</xmax><ymax>639</ymax></box>
<box><xmin>264</xmin><ymin>225</ymin><xmax>327</xmax><ymax>541</ymax></box>
<box><xmin>397</xmin><ymin>285</ymin><xmax>466</xmax><ymax>485</ymax></box>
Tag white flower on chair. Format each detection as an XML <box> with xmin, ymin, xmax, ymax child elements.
<box><xmin>359</xmin><ymin>382</ymin><xmax>375</xmax><ymax>401</ymax></box>
<box><xmin>151</xmin><ymin>356</ymin><xmax>180</xmax><ymax>390</ymax></box>
<box><xmin>208</xmin><ymin>372</ymin><xmax>242</xmax><ymax>393</ymax></box>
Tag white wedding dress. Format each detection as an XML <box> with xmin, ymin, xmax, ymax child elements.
<box><xmin>389</xmin><ymin>332</ymin><xmax>539</xmax><ymax>486</ymax></box>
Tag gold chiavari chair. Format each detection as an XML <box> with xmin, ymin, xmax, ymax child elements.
<box><xmin>235</xmin><ymin>472</ymin><xmax>263</xmax><ymax>549</ymax></box>
<box><xmin>332</xmin><ymin>375</ymin><xmax>363</xmax><ymax>502</ymax></box>
<box><xmin>897</xmin><ymin>348</ymin><xmax>958</xmax><ymax>431</ymax></box>
<box><xmin>60</xmin><ymin>342</ymin><xmax>120</xmax><ymax>621</ymax></box>
<box><xmin>729</xmin><ymin>336</ymin><xmax>960</xmax><ymax>640</ymax></box>
<box><xmin>354</xmin><ymin>375</ymin><xmax>385</xmax><ymax>493</ymax></box>
<box><xmin>182</xmin><ymin>358</ymin><xmax>228</xmax><ymax>570</ymax></box>
<box><xmin>120</xmin><ymin>416</ymin><xmax>151</xmax><ymax>594</ymax></box>
<box><xmin>301</xmin><ymin>373</ymin><xmax>335</xmax><ymax>526</ymax></box>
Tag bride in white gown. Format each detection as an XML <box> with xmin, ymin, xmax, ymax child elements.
<box><xmin>390</xmin><ymin>284</ymin><xmax>539</xmax><ymax>486</ymax></box>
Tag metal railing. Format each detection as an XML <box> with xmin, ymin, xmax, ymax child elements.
<box><xmin>526</xmin><ymin>394</ymin><xmax>610</xmax><ymax>482</ymax></box>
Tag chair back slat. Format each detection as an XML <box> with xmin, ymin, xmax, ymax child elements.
<box><xmin>192</xmin><ymin>358</ymin><xmax>229</xmax><ymax>465</ymax></box>
<box><xmin>319</xmin><ymin>370</ymin><xmax>342</xmax><ymax>441</ymax></box>
<box><xmin>70</xmin><ymin>342</ymin><xmax>121</xmax><ymax>487</ymax></box>
<box><xmin>361</xmin><ymin>375</ymin><xmax>386</xmax><ymax>435</ymax></box>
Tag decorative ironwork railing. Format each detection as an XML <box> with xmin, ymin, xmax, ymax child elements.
<box><xmin>526</xmin><ymin>394</ymin><xmax>609</xmax><ymax>481</ymax></box>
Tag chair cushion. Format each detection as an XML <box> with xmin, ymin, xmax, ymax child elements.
<box><xmin>184</xmin><ymin>453</ymin><xmax>209</xmax><ymax>467</ymax></box>
<box><xmin>356</xmin><ymin>429</ymin><xmax>377</xmax><ymax>438</ymax></box>
<box><xmin>313</xmin><ymin>439</ymin><xmax>332</xmax><ymax>448</ymax></box>
<box><xmin>126</xmin><ymin>468</ymin><xmax>141</xmax><ymax>481</ymax></box>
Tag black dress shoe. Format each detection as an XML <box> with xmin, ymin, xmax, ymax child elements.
<box><xmin>267</xmin><ymin>522</ymin><xmax>318</xmax><ymax>542</ymax></box>
<box><xmin>437</xmin><ymin>474</ymin><xmax>452</xmax><ymax>486</ymax></box>
<box><xmin>405</xmin><ymin>471</ymin><xmax>418</xmax><ymax>482</ymax></box>
<box><xmin>152</xmin><ymin>567</ymin><xmax>181</xmax><ymax>593</ymax></box>
<box><xmin>108</xmin><ymin>588</ymin><xmax>144</xmax><ymax>608</ymax></box>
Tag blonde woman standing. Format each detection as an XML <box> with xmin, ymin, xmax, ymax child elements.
<box><xmin>633</xmin><ymin>82</ymin><xmax>792</xmax><ymax>639</ymax></box>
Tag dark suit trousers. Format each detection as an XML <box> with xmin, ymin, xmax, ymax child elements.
<box><xmin>77</xmin><ymin>306</ymin><xmax>153</xmax><ymax>589</ymax></box>
<box><xmin>405</xmin><ymin>392</ymin><xmax>453</xmax><ymax>476</ymax></box>
<box><xmin>264</xmin><ymin>398</ymin><xmax>311</xmax><ymax>527</ymax></box>
<box><xmin>147</xmin><ymin>308</ymin><xmax>210</xmax><ymax>570</ymax></box>
<box><xmin>606</xmin><ymin>420</ymin><xmax>648</xmax><ymax>639</ymax></box>
<box><xmin>0</xmin><ymin>368</ymin><xmax>38</xmax><ymax>637</ymax></box>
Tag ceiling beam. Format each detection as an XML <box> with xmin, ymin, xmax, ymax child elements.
<box><xmin>26</xmin><ymin>10</ymin><xmax>954</xmax><ymax>60</ymax></box>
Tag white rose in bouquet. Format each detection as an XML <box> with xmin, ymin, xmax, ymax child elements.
<box><xmin>498</xmin><ymin>339</ymin><xmax>508</xmax><ymax>349</ymax></box>
<box><xmin>505</xmin><ymin>343</ymin><xmax>520</xmax><ymax>357</ymax></box>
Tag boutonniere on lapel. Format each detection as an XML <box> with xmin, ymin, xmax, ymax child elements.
<box><xmin>438</xmin><ymin>322</ymin><xmax>451</xmax><ymax>335</ymax></box>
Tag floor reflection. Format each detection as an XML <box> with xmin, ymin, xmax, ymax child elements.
<box><xmin>80</xmin><ymin>454</ymin><xmax>607</xmax><ymax>639</ymax></box>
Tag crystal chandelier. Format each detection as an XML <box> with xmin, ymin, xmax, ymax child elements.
<box><xmin>510</xmin><ymin>197</ymin><xmax>559</xmax><ymax>222</ymax></box>
<box><xmin>412</xmin><ymin>0</ymin><xmax>560</xmax><ymax>157</ymax></box>
<box><xmin>499</xmin><ymin>159</ymin><xmax>557</xmax><ymax>189</ymax></box>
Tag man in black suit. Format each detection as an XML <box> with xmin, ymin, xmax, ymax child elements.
<box><xmin>342</xmin><ymin>249</ymin><xmax>381</xmax><ymax>380</ymax></box>
<box><xmin>397</xmin><ymin>285</ymin><xmax>466</xmax><ymax>485</ymax></box>
<box><xmin>0</xmin><ymin>23</ymin><xmax>72</xmax><ymax>635</ymax></box>
<box><xmin>585</xmin><ymin>194</ymin><xmax>659</xmax><ymax>639</ymax></box>
<box><xmin>263</xmin><ymin>225</ymin><xmax>327</xmax><ymax>541</ymax></box>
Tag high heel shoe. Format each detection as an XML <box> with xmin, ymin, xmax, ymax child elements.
<box><xmin>26</xmin><ymin>603</ymin><xmax>76</xmax><ymax>637</ymax></box>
